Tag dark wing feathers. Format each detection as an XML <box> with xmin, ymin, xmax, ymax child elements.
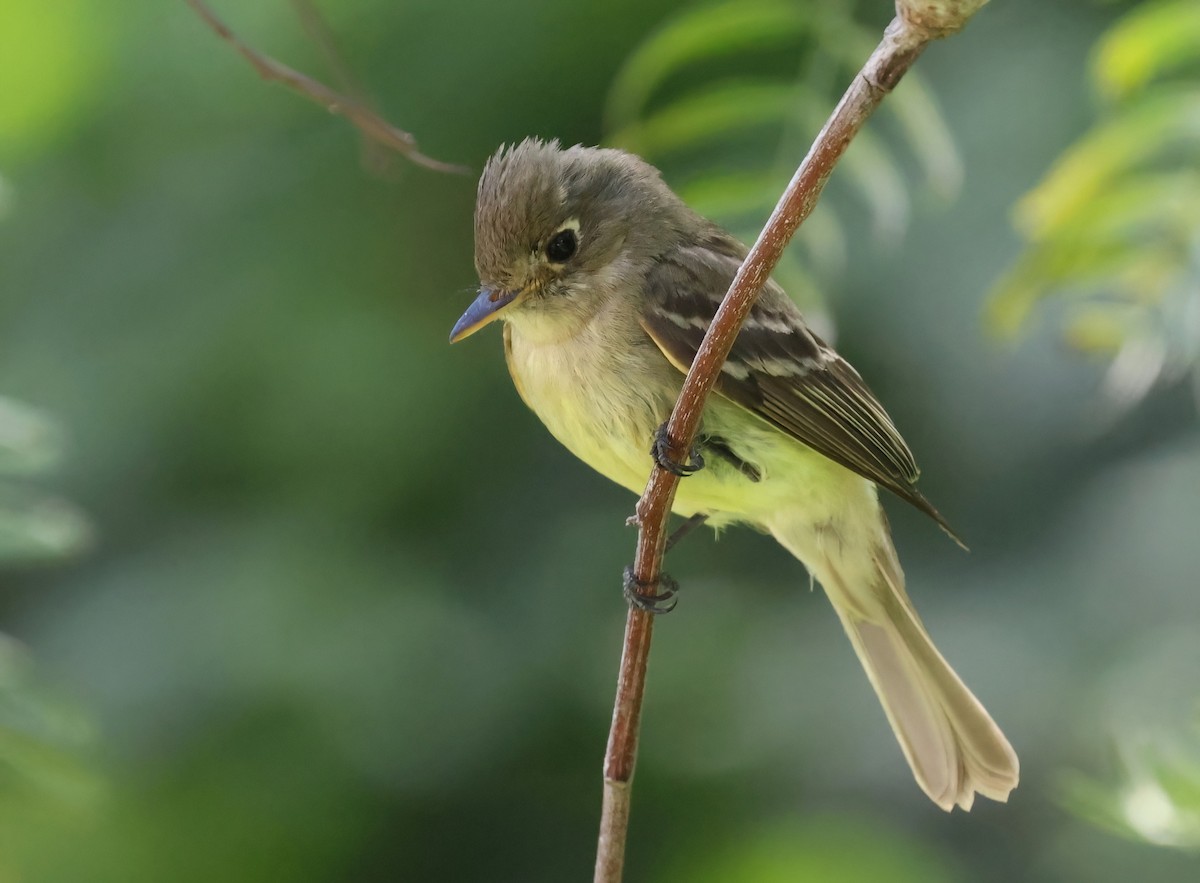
<box><xmin>640</xmin><ymin>234</ymin><xmax>960</xmax><ymax>541</ymax></box>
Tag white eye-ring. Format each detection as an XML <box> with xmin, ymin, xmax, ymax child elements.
<box><xmin>546</xmin><ymin>218</ymin><xmax>580</xmax><ymax>263</ymax></box>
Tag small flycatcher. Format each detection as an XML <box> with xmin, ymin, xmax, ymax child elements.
<box><xmin>450</xmin><ymin>139</ymin><xmax>1018</xmax><ymax>811</ymax></box>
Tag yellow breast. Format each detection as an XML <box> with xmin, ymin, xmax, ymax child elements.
<box><xmin>500</xmin><ymin>312</ymin><xmax>855</xmax><ymax>528</ymax></box>
<box><xmin>504</xmin><ymin>320</ymin><xmax>668</xmax><ymax>496</ymax></box>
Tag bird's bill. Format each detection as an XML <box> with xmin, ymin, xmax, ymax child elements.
<box><xmin>449</xmin><ymin>287</ymin><xmax>525</xmax><ymax>342</ymax></box>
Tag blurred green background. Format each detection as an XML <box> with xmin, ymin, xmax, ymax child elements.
<box><xmin>2</xmin><ymin>0</ymin><xmax>1199</xmax><ymax>880</ymax></box>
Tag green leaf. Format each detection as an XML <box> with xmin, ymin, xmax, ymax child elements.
<box><xmin>791</xmin><ymin>203</ymin><xmax>847</xmax><ymax>274</ymax></box>
<box><xmin>0</xmin><ymin>635</ymin><xmax>101</xmax><ymax>811</ymax></box>
<box><xmin>0</xmin><ymin>0</ymin><xmax>111</xmax><ymax>162</ymax></box>
<box><xmin>1037</xmin><ymin>170</ymin><xmax>1200</xmax><ymax>244</ymax></box>
<box><xmin>774</xmin><ymin>248</ymin><xmax>832</xmax><ymax>314</ymax></box>
<box><xmin>1093</xmin><ymin>0</ymin><xmax>1200</xmax><ymax>101</ymax></box>
<box><xmin>677</xmin><ymin>169</ymin><xmax>789</xmax><ymax>220</ymax></box>
<box><xmin>678</xmin><ymin>174</ymin><xmax>846</xmax><ymax>276</ymax></box>
<box><xmin>831</xmin><ymin>33</ymin><xmax>962</xmax><ymax>199</ymax></box>
<box><xmin>992</xmin><ymin>0</ymin><xmax>1200</xmax><ymax>407</ymax></box>
<box><xmin>0</xmin><ymin>487</ymin><xmax>91</xmax><ymax>563</ymax></box>
<box><xmin>991</xmin><ymin>172</ymin><xmax>1200</xmax><ymax>334</ymax></box>
<box><xmin>987</xmin><ymin>241</ymin><xmax>1184</xmax><ymax>336</ymax></box>
<box><xmin>0</xmin><ymin>725</ymin><xmax>102</xmax><ymax>809</ymax></box>
<box><xmin>1015</xmin><ymin>89</ymin><xmax>1200</xmax><ymax>240</ymax></box>
<box><xmin>839</xmin><ymin>122</ymin><xmax>911</xmax><ymax>242</ymax></box>
<box><xmin>609</xmin><ymin>81</ymin><xmax>796</xmax><ymax>158</ymax></box>
<box><xmin>759</xmin><ymin>83</ymin><xmax>912</xmax><ymax>243</ymax></box>
<box><xmin>605</xmin><ymin>0</ymin><xmax>813</xmax><ymax>131</ymax></box>
<box><xmin>606</xmin><ymin>1</ymin><xmax>962</xmax><ymax>340</ymax></box>
<box><xmin>0</xmin><ymin>396</ymin><xmax>63</xmax><ymax>476</ymax></box>
<box><xmin>1061</xmin><ymin>730</ymin><xmax>1200</xmax><ymax>851</ymax></box>
<box><xmin>619</xmin><ymin>78</ymin><xmax>907</xmax><ymax>245</ymax></box>
<box><xmin>1063</xmin><ymin>303</ymin><xmax>1148</xmax><ymax>354</ymax></box>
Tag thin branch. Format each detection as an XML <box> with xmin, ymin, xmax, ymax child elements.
<box><xmin>594</xmin><ymin>2</ymin><xmax>989</xmax><ymax>881</ymax></box>
<box><xmin>183</xmin><ymin>0</ymin><xmax>468</xmax><ymax>174</ymax></box>
<box><xmin>288</xmin><ymin>0</ymin><xmax>361</xmax><ymax>98</ymax></box>
<box><xmin>288</xmin><ymin>0</ymin><xmax>393</xmax><ymax>174</ymax></box>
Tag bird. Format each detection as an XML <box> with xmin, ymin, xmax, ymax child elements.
<box><xmin>450</xmin><ymin>138</ymin><xmax>1018</xmax><ymax>811</ymax></box>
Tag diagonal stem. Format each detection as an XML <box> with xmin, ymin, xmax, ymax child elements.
<box><xmin>594</xmin><ymin>2</ymin><xmax>989</xmax><ymax>880</ymax></box>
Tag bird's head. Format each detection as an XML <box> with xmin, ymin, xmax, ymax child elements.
<box><xmin>450</xmin><ymin>139</ymin><xmax>686</xmax><ymax>342</ymax></box>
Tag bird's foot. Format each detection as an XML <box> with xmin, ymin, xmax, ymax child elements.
<box><xmin>651</xmin><ymin>423</ymin><xmax>704</xmax><ymax>477</ymax></box>
<box><xmin>622</xmin><ymin>566</ymin><xmax>679</xmax><ymax>614</ymax></box>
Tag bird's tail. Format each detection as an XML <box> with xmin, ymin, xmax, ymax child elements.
<box><xmin>770</xmin><ymin>514</ymin><xmax>1019</xmax><ymax>811</ymax></box>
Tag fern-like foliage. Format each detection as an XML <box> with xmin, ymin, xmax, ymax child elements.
<box><xmin>604</xmin><ymin>0</ymin><xmax>961</xmax><ymax>332</ymax></box>
<box><xmin>0</xmin><ymin>396</ymin><xmax>89</xmax><ymax>563</ymax></box>
<box><xmin>0</xmin><ymin>635</ymin><xmax>101</xmax><ymax>835</ymax></box>
<box><xmin>0</xmin><ymin>397</ymin><xmax>98</xmax><ymax>838</ymax></box>
<box><xmin>989</xmin><ymin>0</ymin><xmax>1200</xmax><ymax>414</ymax></box>
<box><xmin>1062</xmin><ymin>720</ymin><xmax>1200</xmax><ymax>852</ymax></box>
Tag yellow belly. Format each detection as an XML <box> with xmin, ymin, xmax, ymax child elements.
<box><xmin>503</xmin><ymin>319</ymin><xmax>870</xmax><ymax>530</ymax></box>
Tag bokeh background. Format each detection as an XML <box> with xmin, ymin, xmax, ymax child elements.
<box><xmin>2</xmin><ymin>0</ymin><xmax>1199</xmax><ymax>880</ymax></box>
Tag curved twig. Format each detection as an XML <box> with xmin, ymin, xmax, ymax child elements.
<box><xmin>183</xmin><ymin>0</ymin><xmax>468</xmax><ymax>174</ymax></box>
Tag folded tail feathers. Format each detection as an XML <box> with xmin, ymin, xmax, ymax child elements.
<box><xmin>836</xmin><ymin>601</ymin><xmax>1020</xmax><ymax>810</ymax></box>
<box><xmin>774</xmin><ymin>518</ymin><xmax>1019</xmax><ymax>811</ymax></box>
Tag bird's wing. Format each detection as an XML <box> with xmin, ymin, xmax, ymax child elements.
<box><xmin>639</xmin><ymin>232</ymin><xmax>959</xmax><ymax>540</ymax></box>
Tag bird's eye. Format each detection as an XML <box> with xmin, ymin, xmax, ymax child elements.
<box><xmin>545</xmin><ymin>228</ymin><xmax>578</xmax><ymax>263</ymax></box>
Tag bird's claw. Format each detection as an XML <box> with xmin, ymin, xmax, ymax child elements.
<box><xmin>651</xmin><ymin>423</ymin><xmax>704</xmax><ymax>477</ymax></box>
<box><xmin>622</xmin><ymin>566</ymin><xmax>679</xmax><ymax>614</ymax></box>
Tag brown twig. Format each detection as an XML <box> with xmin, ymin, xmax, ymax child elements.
<box><xmin>594</xmin><ymin>2</ymin><xmax>989</xmax><ymax>881</ymax></box>
<box><xmin>287</xmin><ymin>0</ymin><xmax>393</xmax><ymax>174</ymax></box>
<box><xmin>183</xmin><ymin>0</ymin><xmax>468</xmax><ymax>174</ymax></box>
